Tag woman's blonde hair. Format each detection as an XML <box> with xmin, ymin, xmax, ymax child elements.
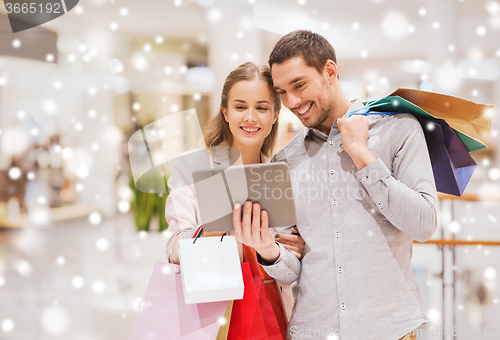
<box><xmin>203</xmin><ymin>62</ymin><xmax>281</xmax><ymax>157</ymax></box>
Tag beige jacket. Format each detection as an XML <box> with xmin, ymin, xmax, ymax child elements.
<box><xmin>164</xmin><ymin>151</ymin><xmax>295</xmax><ymax>321</ymax></box>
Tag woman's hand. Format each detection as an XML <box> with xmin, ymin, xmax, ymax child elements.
<box><xmin>275</xmin><ymin>227</ymin><xmax>305</xmax><ymax>259</ymax></box>
<box><xmin>233</xmin><ymin>201</ymin><xmax>280</xmax><ymax>264</ymax></box>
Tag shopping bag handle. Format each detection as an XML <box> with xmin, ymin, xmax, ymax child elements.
<box><xmin>220</xmin><ymin>232</ymin><xmax>228</xmax><ymax>242</ymax></box>
<box><xmin>346</xmin><ymin>111</ymin><xmax>401</xmax><ymax>118</ymax></box>
<box><xmin>192</xmin><ymin>225</ymin><xmax>203</xmax><ymax>244</ymax></box>
<box><xmin>192</xmin><ymin>226</ymin><xmax>229</xmax><ymax>244</ymax></box>
<box><xmin>344</xmin><ymin>99</ymin><xmax>409</xmax><ymax>117</ymax></box>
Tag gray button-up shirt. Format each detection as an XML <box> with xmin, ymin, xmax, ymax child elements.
<box><xmin>260</xmin><ymin>100</ymin><xmax>438</xmax><ymax>340</ymax></box>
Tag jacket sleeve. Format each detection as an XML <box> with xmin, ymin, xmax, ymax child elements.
<box><xmin>356</xmin><ymin>115</ymin><xmax>438</xmax><ymax>242</ymax></box>
<box><xmin>165</xmin><ymin>174</ymin><xmax>200</xmax><ymax>264</ymax></box>
<box><xmin>165</xmin><ymin>228</ymin><xmax>198</xmax><ymax>264</ymax></box>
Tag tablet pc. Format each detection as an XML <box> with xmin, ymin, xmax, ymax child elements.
<box><xmin>192</xmin><ymin>162</ymin><xmax>297</xmax><ymax>232</ymax></box>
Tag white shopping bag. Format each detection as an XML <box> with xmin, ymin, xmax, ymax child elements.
<box><xmin>179</xmin><ymin>235</ymin><xmax>244</xmax><ymax>304</ymax></box>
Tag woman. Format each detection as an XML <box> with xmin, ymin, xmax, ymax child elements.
<box><xmin>165</xmin><ymin>62</ymin><xmax>305</xmax><ymax>339</ymax></box>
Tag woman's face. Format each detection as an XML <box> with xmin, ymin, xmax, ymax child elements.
<box><xmin>222</xmin><ymin>78</ymin><xmax>278</xmax><ymax>151</ymax></box>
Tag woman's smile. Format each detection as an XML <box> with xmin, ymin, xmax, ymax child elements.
<box><xmin>240</xmin><ymin>125</ymin><xmax>262</xmax><ymax>135</ymax></box>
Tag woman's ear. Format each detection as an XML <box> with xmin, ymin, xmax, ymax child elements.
<box><xmin>222</xmin><ymin>107</ymin><xmax>229</xmax><ymax>122</ymax></box>
<box><xmin>273</xmin><ymin>110</ymin><xmax>280</xmax><ymax>124</ymax></box>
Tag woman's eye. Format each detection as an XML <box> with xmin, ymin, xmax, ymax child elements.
<box><xmin>258</xmin><ymin>107</ymin><xmax>268</xmax><ymax>111</ymax></box>
<box><xmin>236</xmin><ymin>106</ymin><xmax>246</xmax><ymax>110</ymax></box>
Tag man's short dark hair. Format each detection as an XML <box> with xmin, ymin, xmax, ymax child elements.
<box><xmin>268</xmin><ymin>30</ymin><xmax>337</xmax><ymax>75</ymax></box>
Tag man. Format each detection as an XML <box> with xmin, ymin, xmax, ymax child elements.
<box><xmin>233</xmin><ymin>30</ymin><xmax>437</xmax><ymax>340</ymax></box>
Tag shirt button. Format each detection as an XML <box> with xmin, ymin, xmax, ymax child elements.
<box><xmin>336</xmin><ymin>232</ymin><xmax>340</xmax><ymax>238</ymax></box>
<box><xmin>329</xmin><ymin>140</ymin><xmax>334</xmax><ymax>145</ymax></box>
<box><xmin>332</xmin><ymin>200</ymin><xmax>337</xmax><ymax>206</ymax></box>
<box><xmin>330</xmin><ymin>170</ymin><xmax>334</xmax><ymax>174</ymax></box>
<box><xmin>362</xmin><ymin>176</ymin><xmax>367</xmax><ymax>181</ymax></box>
<box><xmin>378</xmin><ymin>204</ymin><xmax>383</xmax><ymax>209</ymax></box>
<box><xmin>338</xmin><ymin>267</ymin><xmax>342</xmax><ymax>273</ymax></box>
<box><xmin>341</xmin><ymin>303</ymin><xmax>346</xmax><ymax>310</ymax></box>
<box><xmin>287</xmin><ymin>271</ymin><xmax>291</xmax><ymax>275</ymax></box>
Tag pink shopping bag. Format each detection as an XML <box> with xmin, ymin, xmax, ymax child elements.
<box><xmin>129</xmin><ymin>261</ymin><xmax>229</xmax><ymax>340</ymax></box>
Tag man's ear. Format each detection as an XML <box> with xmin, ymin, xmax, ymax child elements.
<box><xmin>324</xmin><ymin>60</ymin><xmax>338</xmax><ymax>85</ymax></box>
<box><xmin>222</xmin><ymin>107</ymin><xmax>229</xmax><ymax>122</ymax></box>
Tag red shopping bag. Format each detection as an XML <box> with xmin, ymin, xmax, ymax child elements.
<box><xmin>249</xmin><ymin>262</ymin><xmax>283</xmax><ymax>340</ymax></box>
<box><xmin>227</xmin><ymin>262</ymin><xmax>282</xmax><ymax>340</ymax></box>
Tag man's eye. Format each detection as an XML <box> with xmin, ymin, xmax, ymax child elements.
<box><xmin>277</xmin><ymin>90</ymin><xmax>285</xmax><ymax>95</ymax></box>
<box><xmin>295</xmin><ymin>83</ymin><xmax>304</xmax><ymax>89</ymax></box>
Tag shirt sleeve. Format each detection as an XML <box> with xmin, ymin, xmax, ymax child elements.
<box><xmin>257</xmin><ymin>242</ymin><xmax>302</xmax><ymax>285</ymax></box>
<box><xmin>356</xmin><ymin>116</ymin><xmax>438</xmax><ymax>242</ymax></box>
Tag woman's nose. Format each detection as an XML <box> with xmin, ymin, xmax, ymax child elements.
<box><xmin>244</xmin><ymin>108</ymin><xmax>257</xmax><ymax>122</ymax></box>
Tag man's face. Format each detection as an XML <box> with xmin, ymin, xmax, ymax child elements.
<box><xmin>271</xmin><ymin>57</ymin><xmax>335</xmax><ymax>131</ymax></box>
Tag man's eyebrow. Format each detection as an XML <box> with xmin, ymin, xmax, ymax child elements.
<box><xmin>289</xmin><ymin>76</ymin><xmax>305</xmax><ymax>85</ymax></box>
<box><xmin>273</xmin><ymin>76</ymin><xmax>306</xmax><ymax>91</ymax></box>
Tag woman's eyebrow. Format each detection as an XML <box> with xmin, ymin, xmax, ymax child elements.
<box><xmin>257</xmin><ymin>100</ymin><xmax>270</xmax><ymax>104</ymax></box>
<box><xmin>233</xmin><ymin>99</ymin><xmax>247</xmax><ymax>103</ymax></box>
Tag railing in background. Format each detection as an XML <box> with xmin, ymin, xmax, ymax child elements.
<box><xmin>414</xmin><ymin>193</ymin><xmax>500</xmax><ymax>340</ymax></box>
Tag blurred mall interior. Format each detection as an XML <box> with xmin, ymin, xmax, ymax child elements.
<box><xmin>0</xmin><ymin>0</ymin><xmax>499</xmax><ymax>339</ymax></box>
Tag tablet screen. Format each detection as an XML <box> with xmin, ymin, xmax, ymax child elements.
<box><xmin>192</xmin><ymin>162</ymin><xmax>297</xmax><ymax>232</ymax></box>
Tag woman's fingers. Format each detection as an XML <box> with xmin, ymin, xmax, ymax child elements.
<box><xmin>287</xmin><ymin>249</ymin><xmax>302</xmax><ymax>259</ymax></box>
<box><xmin>232</xmin><ymin>203</ymin><xmax>243</xmax><ymax>242</ymax></box>
<box><xmin>241</xmin><ymin>201</ymin><xmax>253</xmax><ymax>243</ymax></box>
<box><xmin>282</xmin><ymin>244</ymin><xmax>299</xmax><ymax>253</ymax></box>
<box><xmin>260</xmin><ymin>209</ymin><xmax>270</xmax><ymax>242</ymax></box>
<box><xmin>233</xmin><ymin>201</ymin><xmax>275</xmax><ymax>249</ymax></box>
<box><xmin>278</xmin><ymin>232</ymin><xmax>305</xmax><ymax>258</ymax></box>
<box><xmin>275</xmin><ymin>233</ymin><xmax>302</xmax><ymax>245</ymax></box>
<box><xmin>251</xmin><ymin>203</ymin><xmax>262</xmax><ymax>244</ymax></box>
<box><xmin>283</xmin><ymin>245</ymin><xmax>303</xmax><ymax>259</ymax></box>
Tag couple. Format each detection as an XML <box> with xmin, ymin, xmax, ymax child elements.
<box><xmin>166</xmin><ymin>30</ymin><xmax>438</xmax><ymax>340</ymax></box>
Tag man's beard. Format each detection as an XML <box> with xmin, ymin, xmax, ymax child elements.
<box><xmin>305</xmin><ymin>95</ymin><xmax>334</xmax><ymax>130</ymax></box>
<box><xmin>307</xmin><ymin>79</ymin><xmax>335</xmax><ymax>129</ymax></box>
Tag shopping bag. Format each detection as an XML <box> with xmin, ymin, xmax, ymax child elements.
<box><xmin>348</xmin><ymin>88</ymin><xmax>493</xmax><ymax>152</ymax></box>
<box><xmin>129</xmin><ymin>261</ymin><xmax>229</xmax><ymax>340</ymax></box>
<box><xmin>179</xmin><ymin>235</ymin><xmax>244</xmax><ymax>304</ymax></box>
<box><xmin>216</xmin><ymin>300</ymin><xmax>234</xmax><ymax>340</ymax></box>
<box><xmin>248</xmin><ymin>262</ymin><xmax>283</xmax><ymax>340</ymax></box>
<box><xmin>414</xmin><ymin>116</ymin><xmax>477</xmax><ymax>196</ymax></box>
<box><xmin>390</xmin><ymin>88</ymin><xmax>493</xmax><ymax>151</ymax></box>
<box><xmin>346</xmin><ymin>88</ymin><xmax>493</xmax><ymax>196</ymax></box>
<box><xmin>228</xmin><ymin>262</ymin><xmax>282</xmax><ymax>340</ymax></box>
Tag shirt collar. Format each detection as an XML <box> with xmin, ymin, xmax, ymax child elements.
<box><xmin>304</xmin><ymin>99</ymin><xmax>365</xmax><ymax>141</ymax></box>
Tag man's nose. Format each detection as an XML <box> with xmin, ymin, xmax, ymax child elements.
<box><xmin>284</xmin><ymin>92</ymin><xmax>301</xmax><ymax>111</ymax></box>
